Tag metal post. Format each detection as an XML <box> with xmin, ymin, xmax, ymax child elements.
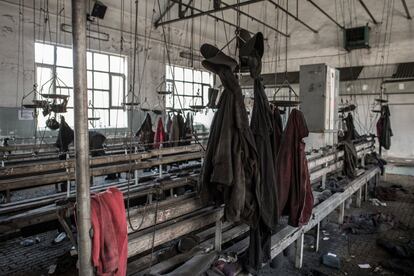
<box><xmin>71</xmin><ymin>0</ymin><xmax>93</xmax><ymax>275</ymax></box>
<box><xmin>134</xmin><ymin>147</ymin><xmax>139</xmax><ymax>186</ymax></box>
<box><xmin>66</xmin><ymin>153</ymin><xmax>70</xmax><ymax>198</ymax></box>
<box><xmin>295</xmin><ymin>232</ymin><xmax>304</xmax><ymax>268</ymax></box>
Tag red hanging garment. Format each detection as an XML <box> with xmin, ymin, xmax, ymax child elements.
<box><xmin>154</xmin><ymin>117</ymin><xmax>166</xmax><ymax>149</ymax></box>
<box><xmin>276</xmin><ymin>109</ymin><xmax>314</xmax><ymax>227</ymax></box>
<box><xmin>90</xmin><ymin>187</ymin><xmax>128</xmax><ymax>276</ymax></box>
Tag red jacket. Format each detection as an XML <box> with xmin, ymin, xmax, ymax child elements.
<box><xmin>154</xmin><ymin>117</ymin><xmax>166</xmax><ymax>149</ymax></box>
<box><xmin>90</xmin><ymin>187</ymin><xmax>128</xmax><ymax>276</ymax></box>
<box><xmin>276</xmin><ymin>109</ymin><xmax>314</xmax><ymax>227</ymax></box>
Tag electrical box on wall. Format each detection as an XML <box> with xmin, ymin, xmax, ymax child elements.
<box><xmin>343</xmin><ymin>26</ymin><xmax>370</xmax><ymax>51</ymax></box>
<box><xmin>299</xmin><ymin>64</ymin><xmax>339</xmax><ymax>148</ymax></box>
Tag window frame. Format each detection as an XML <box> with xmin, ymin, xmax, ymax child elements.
<box><xmin>165</xmin><ymin>65</ymin><xmax>213</xmax><ymax>110</ymax></box>
<box><xmin>34</xmin><ymin>42</ymin><xmax>127</xmax><ymax>129</ymax></box>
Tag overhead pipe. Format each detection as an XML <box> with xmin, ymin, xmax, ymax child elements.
<box><xmin>267</xmin><ymin>0</ymin><xmax>318</xmax><ymax>33</ymax></box>
<box><xmin>154</xmin><ymin>1</ymin><xmax>177</xmax><ymax>27</ymax></box>
<box><xmin>155</xmin><ymin>0</ymin><xmax>265</xmax><ymax>27</ymax></box>
<box><xmin>220</xmin><ymin>1</ymin><xmax>289</xmax><ymax>37</ymax></box>
<box><xmin>358</xmin><ymin>0</ymin><xmax>378</xmax><ymax>24</ymax></box>
<box><xmin>71</xmin><ymin>0</ymin><xmax>93</xmax><ymax>275</ymax></box>
<box><xmin>157</xmin><ymin>0</ymin><xmax>257</xmax><ymax>35</ymax></box>
<box><xmin>306</xmin><ymin>0</ymin><xmax>345</xmax><ymax>29</ymax></box>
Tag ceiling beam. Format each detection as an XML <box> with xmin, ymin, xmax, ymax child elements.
<box><xmin>401</xmin><ymin>0</ymin><xmax>412</xmax><ymax>20</ymax></box>
<box><xmin>358</xmin><ymin>0</ymin><xmax>378</xmax><ymax>24</ymax></box>
<box><xmin>306</xmin><ymin>0</ymin><xmax>345</xmax><ymax>29</ymax></box>
<box><xmin>267</xmin><ymin>0</ymin><xmax>318</xmax><ymax>33</ymax></box>
<box><xmin>155</xmin><ymin>0</ymin><xmax>265</xmax><ymax>27</ymax></box>
<box><xmin>220</xmin><ymin>1</ymin><xmax>289</xmax><ymax>37</ymax></box>
<box><xmin>154</xmin><ymin>1</ymin><xmax>176</xmax><ymax>27</ymax></box>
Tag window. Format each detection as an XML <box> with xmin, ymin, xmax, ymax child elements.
<box><xmin>34</xmin><ymin>42</ymin><xmax>128</xmax><ymax>129</ymax></box>
<box><xmin>165</xmin><ymin>65</ymin><xmax>213</xmax><ymax>110</ymax></box>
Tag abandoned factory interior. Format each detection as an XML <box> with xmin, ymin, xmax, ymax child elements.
<box><xmin>0</xmin><ymin>0</ymin><xmax>414</xmax><ymax>275</ymax></box>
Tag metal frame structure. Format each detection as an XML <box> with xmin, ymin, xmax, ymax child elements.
<box><xmin>401</xmin><ymin>0</ymin><xmax>412</xmax><ymax>20</ymax></box>
<box><xmin>306</xmin><ymin>0</ymin><xmax>345</xmax><ymax>29</ymax></box>
<box><xmin>358</xmin><ymin>0</ymin><xmax>378</xmax><ymax>25</ymax></box>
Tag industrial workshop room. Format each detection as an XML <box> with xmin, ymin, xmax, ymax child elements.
<box><xmin>0</xmin><ymin>0</ymin><xmax>413</xmax><ymax>275</ymax></box>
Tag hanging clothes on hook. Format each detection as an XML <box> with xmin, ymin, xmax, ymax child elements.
<box><xmin>200</xmin><ymin>43</ymin><xmax>260</xmax><ymax>226</ymax></box>
<box><xmin>169</xmin><ymin>112</ymin><xmax>185</xmax><ymax>147</ymax></box>
<box><xmin>342</xmin><ymin>112</ymin><xmax>360</xmax><ymax>141</ymax></box>
<box><xmin>276</xmin><ymin>109</ymin><xmax>313</xmax><ymax>227</ymax></box>
<box><xmin>55</xmin><ymin>116</ymin><xmax>74</xmax><ymax>154</ymax></box>
<box><xmin>240</xmin><ymin>29</ymin><xmax>278</xmax><ymax>272</ymax></box>
<box><xmin>183</xmin><ymin>112</ymin><xmax>194</xmax><ymax>145</ymax></box>
<box><xmin>136</xmin><ymin>113</ymin><xmax>154</xmax><ymax>149</ymax></box>
<box><xmin>154</xmin><ymin>117</ymin><xmax>166</xmax><ymax>149</ymax></box>
<box><xmin>376</xmin><ymin>105</ymin><xmax>393</xmax><ymax>150</ymax></box>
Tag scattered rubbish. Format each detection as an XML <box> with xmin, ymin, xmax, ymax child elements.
<box><xmin>322</xmin><ymin>253</ymin><xmax>340</xmax><ymax>269</ymax></box>
<box><xmin>53</xmin><ymin>232</ymin><xmax>67</xmax><ymax>244</ymax></box>
<box><xmin>70</xmin><ymin>246</ymin><xmax>77</xmax><ymax>256</ymax></box>
<box><xmin>358</xmin><ymin>264</ymin><xmax>371</xmax><ymax>269</ymax></box>
<box><xmin>369</xmin><ymin>198</ymin><xmax>387</xmax><ymax>206</ymax></box>
<box><xmin>373</xmin><ymin>266</ymin><xmax>382</xmax><ymax>273</ymax></box>
<box><xmin>377</xmin><ymin>238</ymin><xmax>414</xmax><ymax>258</ymax></box>
<box><xmin>375</xmin><ymin>185</ymin><xmax>408</xmax><ymax>201</ymax></box>
<box><xmin>48</xmin><ymin>264</ymin><xmax>57</xmax><ymax>275</ymax></box>
<box><xmin>343</xmin><ymin>212</ymin><xmax>396</xmax><ymax>234</ymax></box>
<box><xmin>20</xmin><ymin>237</ymin><xmax>40</xmax><ymax>247</ymax></box>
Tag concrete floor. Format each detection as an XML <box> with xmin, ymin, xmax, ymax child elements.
<box><xmin>258</xmin><ymin>173</ymin><xmax>414</xmax><ymax>276</ymax></box>
<box><xmin>1</xmin><ymin>173</ymin><xmax>413</xmax><ymax>275</ymax></box>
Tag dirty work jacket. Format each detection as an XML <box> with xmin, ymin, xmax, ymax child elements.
<box><xmin>200</xmin><ymin>67</ymin><xmax>260</xmax><ymax>226</ymax></box>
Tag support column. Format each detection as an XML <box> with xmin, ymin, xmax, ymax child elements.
<box><xmin>72</xmin><ymin>0</ymin><xmax>93</xmax><ymax>275</ymax></box>
<box><xmin>338</xmin><ymin>202</ymin><xmax>345</xmax><ymax>224</ymax></box>
<box><xmin>295</xmin><ymin>232</ymin><xmax>304</xmax><ymax>268</ymax></box>
<box><xmin>215</xmin><ymin>219</ymin><xmax>222</xmax><ymax>251</ymax></box>
<box><xmin>315</xmin><ymin>222</ymin><xmax>320</xmax><ymax>252</ymax></box>
<box><xmin>356</xmin><ymin>188</ymin><xmax>362</xmax><ymax>208</ymax></box>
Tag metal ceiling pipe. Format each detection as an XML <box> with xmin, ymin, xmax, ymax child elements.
<box><xmin>306</xmin><ymin>0</ymin><xmax>345</xmax><ymax>29</ymax></box>
<box><xmin>401</xmin><ymin>0</ymin><xmax>412</xmax><ymax>20</ymax></box>
<box><xmin>358</xmin><ymin>0</ymin><xmax>378</xmax><ymax>24</ymax></box>
<box><xmin>155</xmin><ymin>0</ymin><xmax>264</xmax><ymax>27</ymax></box>
<box><xmin>267</xmin><ymin>0</ymin><xmax>318</xmax><ymax>33</ymax></box>
<box><xmin>71</xmin><ymin>0</ymin><xmax>93</xmax><ymax>275</ymax></box>
<box><xmin>154</xmin><ymin>1</ymin><xmax>176</xmax><ymax>27</ymax></box>
<box><xmin>157</xmin><ymin>0</ymin><xmax>256</xmax><ymax>35</ymax></box>
<box><xmin>220</xmin><ymin>1</ymin><xmax>289</xmax><ymax>37</ymax></box>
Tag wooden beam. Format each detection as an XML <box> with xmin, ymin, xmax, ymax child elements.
<box><xmin>127</xmin><ymin>207</ymin><xmax>223</xmax><ymax>257</ymax></box>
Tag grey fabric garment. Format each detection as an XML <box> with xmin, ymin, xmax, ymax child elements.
<box><xmin>200</xmin><ymin>44</ymin><xmax>260</xmax><ymax>226</ymax></box>
<box><xmin>245</xmin><ymin>31</ymin><xmax>278</xmax><ymax>271</ymax></box>
<box><xmin>376</xmin><ymin>105</ymin><xmax>393</xmax><ymax>150</ymax></box>
<box><xmin>250</xmin><ymin>78</ymin><xmax>279</xmax><ymax>229</ymax></box>
<box><xmin>339</xmin><ymin>140</ymin><xmax>358</xmax><ymax>179</ymax></box>
<box><xmin>342</xmin><ymin>113</ymin><xmax>360</xmax><ymax>141</ymax></box>
<box><xmin>136</xmin><ymin>113</ymin><xmax>155</xmax><ymax>148</ymax></box>
<box><xmin>55</xmin><ymin>116</ymin><xmax>74</xmax><ymax>153</ymax></box>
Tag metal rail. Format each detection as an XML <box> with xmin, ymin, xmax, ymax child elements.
<box><xmin>307</xmin><ymin>0</ymin><xmax>345</xmax><ymax>29</ymax></box>
<box><xmin>358</xmin><ymin>0</ymin><xmax>378</xmax><ymax>24</ymax></box>
<box><xmin>267</xmin><ymin>0</ymin><xmax>318</xmax><ymax>33</ymax></box>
